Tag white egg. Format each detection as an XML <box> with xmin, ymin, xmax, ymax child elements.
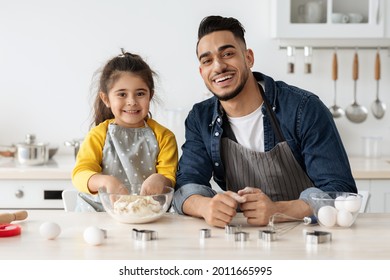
<box><xmin>334</xmin><ymin>196</ymin><xmax>346</xmax><ymax>210</ymax></box>
<box><xmin>337</xmin><ymin>209</ymin><xmax>354</xmax><ymax>227</ymax></box>
<box><xmin>318</xmin><ymin>205</ymin><xmax>337</xmax><ymax>227</ymax></box>
<box><xmin>83</xmin><ymin>226</ymin><xmax>105</xmax><ymax>246</ymax></box>
<box><xmin>40</xmin><ymin>222</ymin><xmax>61</xmax><ymax>240</ymax></box>
<box><xmin>344</xmin><ymin>195</ymin><xmax>362</xmax><ymax>213</ymax></box>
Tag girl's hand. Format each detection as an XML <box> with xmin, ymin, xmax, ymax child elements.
<box><xmin>88</xmin><ymin>174</ymin><xmax>129</xmax><ymax>194</ymax></box>
<box><xmin>140</xmin><ymin>173</ymin><xmax>172</xmax><ymax>195</ymax></box>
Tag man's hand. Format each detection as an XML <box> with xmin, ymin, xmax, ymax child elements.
<box><xmin>238</xmin><ymin>187</ymin><xmax>277</xmax><ymax>226</ymax></box>
<box><xmin>183</xmin><ymin>192</ymin><xmax>241</xmax><ymax>228</ymax></box>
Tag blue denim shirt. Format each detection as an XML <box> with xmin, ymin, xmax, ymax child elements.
<box><xmin>173</xmin><ymin>72</ymin><xmax>357</xmax><ymax>214</ymax></box>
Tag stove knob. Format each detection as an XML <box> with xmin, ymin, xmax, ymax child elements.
<box><xmin>15</xmin><ymin>189</ymin><xmax>24</xmax><ymax>198</ymax></box>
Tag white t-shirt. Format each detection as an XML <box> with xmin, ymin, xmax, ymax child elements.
<box><xmin>227</xmin><ymin>104</ymin><xmax>264</xmax><ymax>152</ymax></box>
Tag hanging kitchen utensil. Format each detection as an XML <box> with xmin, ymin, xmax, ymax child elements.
<box><xmin>345</xmin><ymin>50</ymin><xmax>368</xmax><ymax>123</ymax></box>
<box><xmin>328</xmin><ymin>49</ymin><xmax>344</xmax><ymax>118</ymax></box>
<box><xmin>371</xmin><ymin>49</ymin><xmax>386</xmax><ymax>119</ymax></box>
<box><xmin>304</xmin><ymin>46</ymin><xmax>312</xmax><ymax>74</ymax></box>
<box><xmin>286</xmin><ymin>46</ymin><xmax>295</xmax><ymax>73</ymax></box>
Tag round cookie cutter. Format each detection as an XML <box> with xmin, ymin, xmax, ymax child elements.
<box><xmin>132</xmin><ymin>228</ymin><xmax>158</xmax><ymax>241</ymax></box>
<box><xmin>234</xmin><ymin>231</ymin><xmax>249</xmax><ymax>242</ymax></box>
<box><xmin>199</xmin><ymin>228</ymin><xmax>211</xmax><ymax>239</ymax></box>
<box><xmin>225</xmin><ymin>224</ymin><xmax>241</xmax><ymax>234</ymax></box>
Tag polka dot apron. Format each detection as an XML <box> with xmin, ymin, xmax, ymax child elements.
<box><xmin>76</xmin><ymin>122</ymin><xmax>159</xmax><ymax>212</ymax></box>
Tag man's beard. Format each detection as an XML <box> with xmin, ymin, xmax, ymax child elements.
<box><xmin>208</xmin><ymin>70</ymin><xmax>248</xmax><ymax>102</ymax></box>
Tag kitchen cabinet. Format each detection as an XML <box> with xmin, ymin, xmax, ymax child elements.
<box><xmin>0</xmin><ymin>179</ymin><xmax>73</xmax><ymax>209</ymax></box>
<box><xmin>271</xmin><ymin>0</ymin><xmax>386</xmax><ymax>39</ymax></box>
<box><xmin>0</xmin><ymin>155</ymin><xmax>75</xmax><ymax>209</ymax></box>
<box><xmin>356</xmin><ymin>179</ymin><xmax>390</xmax><ymax>213</ymax></box>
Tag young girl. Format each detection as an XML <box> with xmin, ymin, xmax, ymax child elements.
<box><xmin>72</xmin><ymin>49</ymin><xmax>178</xmax><ymax>211</ymax></box>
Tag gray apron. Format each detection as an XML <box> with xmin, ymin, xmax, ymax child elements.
<box><xmin>221</xmin><ymin>84</ymin><xmax>313</xmax><ymax>201</ymax></box>
<box><xmin>76</xmin><ymin>122</ymin><xmax>159</xmax><ymax>212</ymax></box>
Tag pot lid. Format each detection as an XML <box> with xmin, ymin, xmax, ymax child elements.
<box><xmin>16</xmin><ymin>134</ymin><xmax>48</xmax><ymax>147</ymax></box>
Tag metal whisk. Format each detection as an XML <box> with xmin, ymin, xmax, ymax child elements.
<box><xmin>266</xmin><ymin>213</ymin><xmax>312</xmax><ymax>237</ymax></box>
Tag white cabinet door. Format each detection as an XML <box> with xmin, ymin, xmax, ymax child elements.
<box><xmin>271</xmin><ymin>0</ymin><xmax>385</xmax><ymax>39</ymax></box>
<box><xmin>355</xmin><ymin>179</ymin><xmax>390</xmax><ymax>213</ymax></box>
<box><xmin>369</xmin><ymin>180</ymin><xmax>390</xmax><ymax>213</ymax></box>
<box><xmin>0</xmin><ymin>180</ymin><xmax>74</xmax><ymax>209</ymax></box>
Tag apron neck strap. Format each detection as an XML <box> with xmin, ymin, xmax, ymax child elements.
<box><xmin>258</xmin><ymin>83</ymin><xmax>286</xmax><ymax>142</ymax></box>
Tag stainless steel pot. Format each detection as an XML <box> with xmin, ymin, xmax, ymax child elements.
<box><xmin>15</xmin><ymin>134</ymin><xmax>49</xmax><ymax>166</ymax></box>
<box><xmin>0</xmin><ymin>134</ymin><xmax>55</xmax><ymax>166</ymax></box>
<box><xmin>64</xmin><ymin>138</ymin><xmax>83</xmax><ymax>158</ymax></box>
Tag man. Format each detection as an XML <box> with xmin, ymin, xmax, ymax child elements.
<box><xmin>172</xmin><ymin>15</ymin><xmax>356</xmax><ymax>228</ymax></box>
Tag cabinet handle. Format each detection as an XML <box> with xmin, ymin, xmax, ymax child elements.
<box><xmin>372</xmin><ymin>0</ymin><xmax>380</xmax><ymax>24</ymax></box>
<box><xmin>14</xmin><ymin>189</ymin><xmax>24</xmax><ymax>198</ymax></box>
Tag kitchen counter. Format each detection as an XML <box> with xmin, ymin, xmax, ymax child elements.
<box><xmin>1</xmin><ymin>155</ymin><xmax>389</xmax><ymax>180</ymax></box>
<box><xmin>349</xmin><ymin>157</ymin><xmax>390</xmax><ymax>179</ymax></box>
<box><xmin>0</xmin><ymin>154</ymin><xmax>75</xmax><ymax>180</ymax></box>
<box><xmin>1</xmin><ymin>210</ymin><xmax>390</xmax><ymax>260</ymax></box>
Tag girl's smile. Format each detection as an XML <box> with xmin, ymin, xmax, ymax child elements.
<box><xmin>100</xmin><ymin>72</ymin><xmax>151</xmax><ymax>128</ymax></box>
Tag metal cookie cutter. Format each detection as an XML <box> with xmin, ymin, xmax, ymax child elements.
<box><xmin>132</xmin><ymin>228</ymin><xmax>158</xmax><ymax>241</ymax></box>
<box><xmin>101</xmin><ymin>229</ymin><xmax>108</xmax><ymax>239</ymax></box>
<box><xmin>259</xmin><ymin>230</ymin><xmax>277</xmax><ymax>242</ymax></box>
<box><xmin>225</xmin><ymin>224</ymin><xmax>241</xmax><ymax>234</ymax></box>
<box><xmin>199</xmin><ymin>228</ymin><xmax>211</xmax><ymax>239</ymax></box>
<box><xmin>305</xmin><ymin>230</ymin><xmax>332</xmax><ymax>244</ymax></box>
<box><xmin>234</xmin><ymin>231</ymin><xmax>249</xmax><ymax>242</ymax></box>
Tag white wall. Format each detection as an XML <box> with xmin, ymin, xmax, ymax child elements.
<box><xmin>1</xmin><ymin>0</ymin><xmax>389</xmax><ymax>157</ymax></box>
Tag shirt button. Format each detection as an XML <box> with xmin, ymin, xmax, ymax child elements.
<box><xmin>214</xmin><ymin>132</ymin><xmax>220</xmax><ymax>137</ymax></box>
<box><xmin>217</xmin><ymin>118</ymin><xmax>221</xmax><ymax>123</ymax></box>
<box><xmin>214</xmin><ymin>162</ymin><xmax>219</xmax><ymax>167</ymax></box>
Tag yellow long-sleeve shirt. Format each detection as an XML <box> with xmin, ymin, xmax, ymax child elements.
<box><xmin>72</xmin><ymin>118</ymin><xmax>178</xmax><ymax>194</ymax></box>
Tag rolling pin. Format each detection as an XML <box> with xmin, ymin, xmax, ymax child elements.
<box><xmin>0</xmin><ymin>210</ymin><xmax>28</xmax><ymax>224</ymax></box>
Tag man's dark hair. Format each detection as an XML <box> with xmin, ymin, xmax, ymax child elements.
<box><xmin>197</xmin><ymin>15</ymin><xmax>246</xmax><ymax>53</ymax></box>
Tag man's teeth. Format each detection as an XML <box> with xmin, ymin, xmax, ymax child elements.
<box><xmin>215</xmin><ymin>75</ymin><xmax>232</xmax><ymax>83</ymax></box>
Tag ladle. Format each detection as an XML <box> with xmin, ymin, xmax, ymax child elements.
<box><xmin>345</xmin><ymin>51</ymin><xmax>368</xmax><ymax>123</ymax></box>
<box><xmin>371</xmin><ymin>50</ymin><xmax>386</xmax><ymax>119</ymax></box>
<box><xmin>328</xmin><ymin>50</ymin><xmax>344</xmax><ymax>118</ymax></box>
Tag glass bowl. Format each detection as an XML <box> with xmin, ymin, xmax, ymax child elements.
<box><xmin>98</xmin><ymin>186</ymin><xmax>173</xmax><ymax>224</ymax></box>
<box><xmin>308</xmin><ymin>192</ymin><xmax>362</xmax><ymax>228</ymax></box>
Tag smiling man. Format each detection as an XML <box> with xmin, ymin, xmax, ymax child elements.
<box><xmin>172</xmin><ymin>15</ymin><xmax>356</xmax><ymax>228</ymax></box>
